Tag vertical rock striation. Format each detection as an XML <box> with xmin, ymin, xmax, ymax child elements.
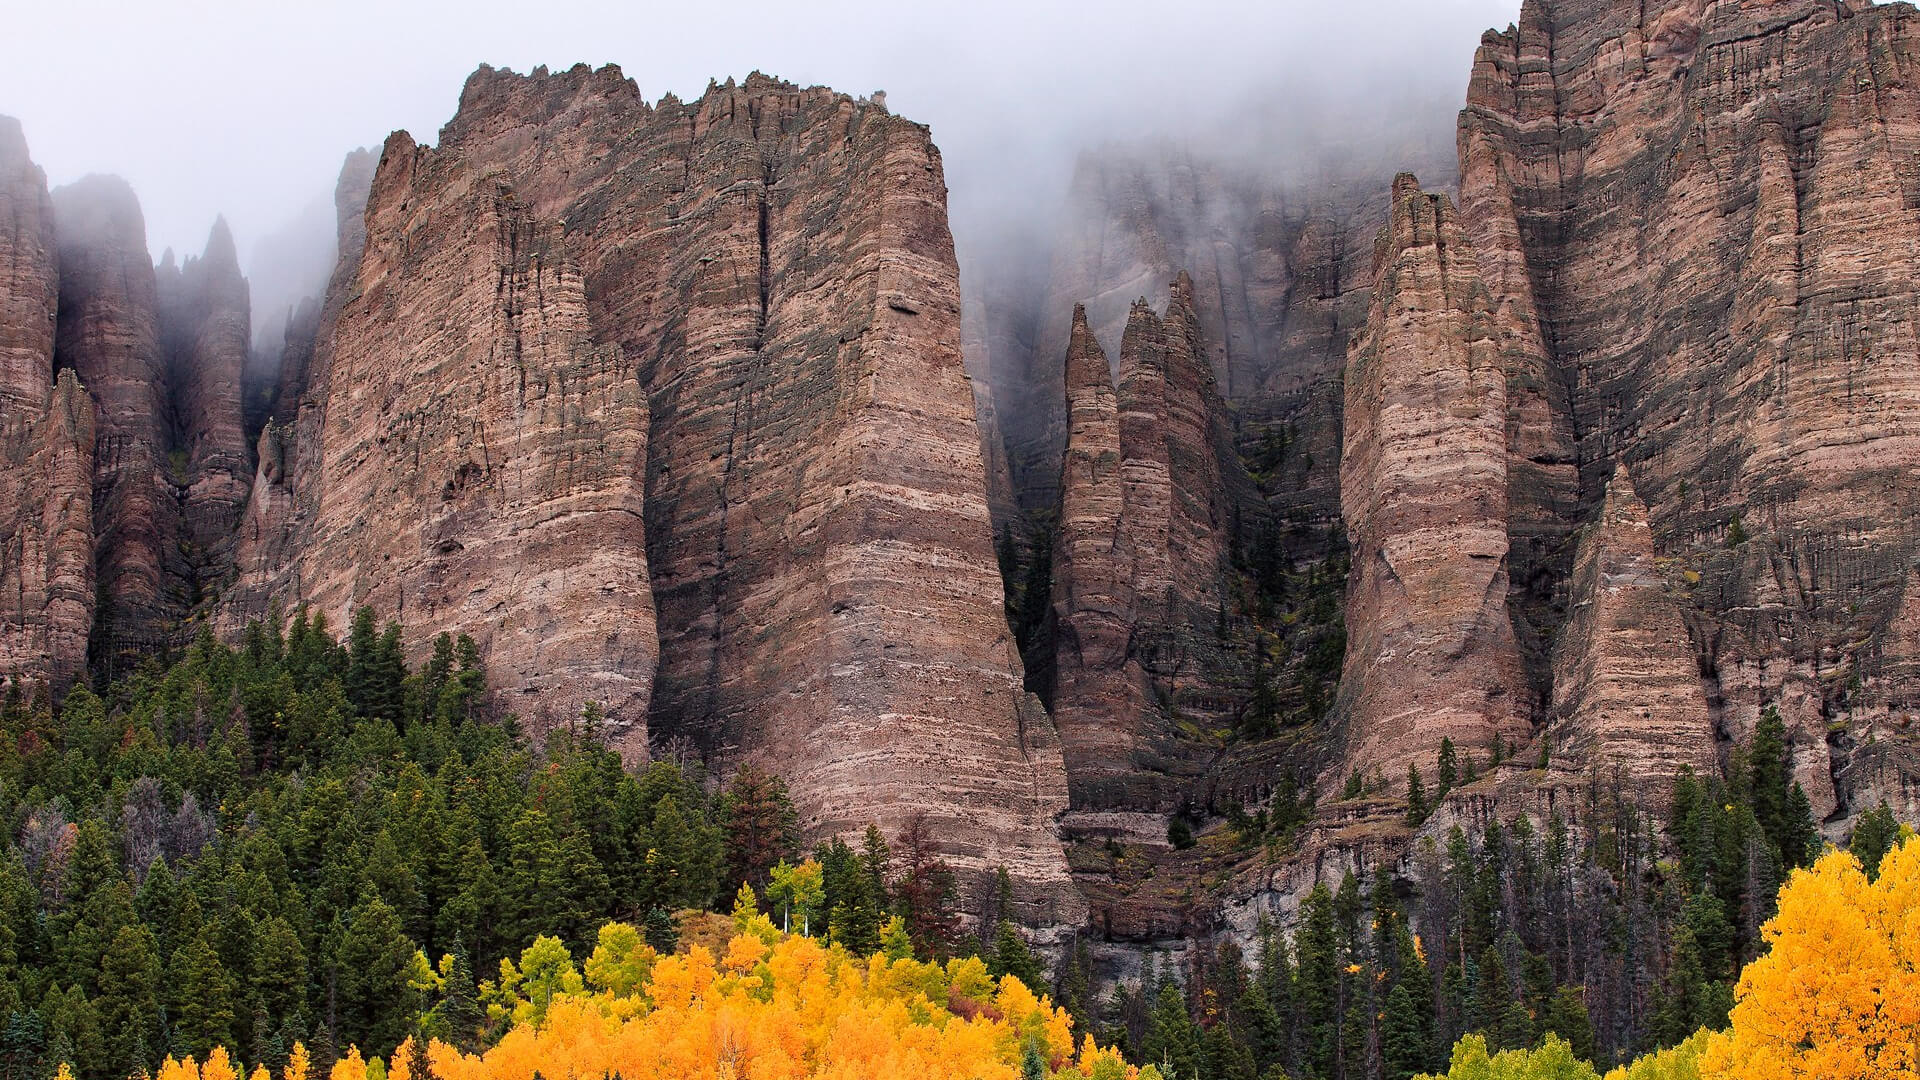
<box><xmin>1047</xmin><ymin>276</ymin><xmax>1264</xmax><ymax>809</ymax></box>
<box><xmin>1460</xmin><ymin>0</ymin><xmax>1920</xmax><ymax>819</ymax></box>
<box><xmin>224</xmin><ymin>67</ymin><xmax>1077</xmax><ymax>916</ymax></box>
<box><xmin>155</xmin><ymin>218</ymin><xmax>253</xmax><ymax>582</ymax></box>
<box><xmin>1549</xmin><ymin>465</ymin><xmax>1717</xmax><ymax>789</ymax></box>
<box><xmin>0</xmin><ymin>119</ymin><xmax>94</xmax><ymax>693</ymax></box>
<box><xmin>1337</xmin><ymin>175</ymin><xmax>1530</xmax><ymax>786</ymax></box>
<box><xmin>52</xmin><ymin>174</ymin><xmax>176</xmax><ymax>678</ymax></box>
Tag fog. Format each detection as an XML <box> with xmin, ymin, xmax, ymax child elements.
<box><xmin>2</xmin><ymin>0</ymin><xmax>1519</xmax><ymax>343</ymax></box>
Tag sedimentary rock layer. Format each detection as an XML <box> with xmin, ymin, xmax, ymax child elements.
<box><xmin>1047</xmin><ymin>277</ymin><xmax>1263</xmax><ymax>808</ymax></box>
<box><xmin>1549</xmin><ymin>465</ymin><xmax>1717</xmax><ymax>789</ymax></box>
<box><xmin>1460</xmin><ymin>0</ymin><xmax>1920</xmax><ymax>819</ymax></box>
<box><xmin>0</xmin><ymin>120</ymin><xmax>94</xmax><ymax>692</ymax></box>
<box><xmin>1337</xmin><ymin>174</ymin><xmax>1530</xmax><ymax>786</ymax></box>
<box><xmin>52</xmin><ymin>174</ymin><xmax>176</xmax><ymax>678</ymax></box>
<box><xmin>155</xmin><ymin>219</ymin><xmax>253</xmax><ymax>573</ymax></box>
<box><xmin>227</xmin><ymin>67</ymin><xmax>1078</xmax><ymax>916</ymax></box>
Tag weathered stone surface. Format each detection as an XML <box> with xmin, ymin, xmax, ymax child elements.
<box><xmin>1460</xmin><ymin>0</ymin><xmax>1920</xmax><ymax>821</ymax></box>
<box><xmin>1337</xmin><ymin>175</ymin><xmax>1530</xmax><ymax>787</ymax></box>
<box><xmin>225</xmin><ymin>66</ymin><xmax>1077</xmax><ymax>918</ymax></box>
<box><xmin>1549</xmin><ymin>465</ymin><xmax>1716</xmax><ymax>789</ymax></box>
<box><xmin>52</xmin><ymin>174</ymin><xmax>177</xmax><ymax>678</ymax></box>
<box><xmin>155</xmin><ymin>218</ymin><xmax>253</xmax><ymax>576</ymax></box>
<box><xmin>0</xmin><ymin>119</ymin><xmax>94</xmax><ymax>693</ymax></box>
<box><xmin>1047</xmin><ymin>277</ymin><xmax>1266</xmax><ymax>809</ymax></box>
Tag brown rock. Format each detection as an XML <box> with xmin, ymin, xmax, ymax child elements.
<box><xmin>52</xmin><ymin>174</ymin><xmax>177</xmax><ymax>677</ymax></box>
<box><xmin>1048</xmin><ymin>277</ymin><xmax>1264</xmax><ymax>808</ymax></box>
<box><xmin>155</xmin><ymin>218</ymin><xmax>253</xmax><ymax>569</ymax></box>
<box><xmin>1337</xmin><ymin>174</ymin><xmax>1530</xmax><ymax>787</ymax></box>
<box><xmin>1459</xmin><ymin>0</ymin><xmax>1920</xmax><ymax>821</ymax></box>
<box><xmin>0</xmin><ymin>119</ymin><xmax>94</xmax><ymax>692</ymax></box>
<box><xmin>1549</xmin><ymin>465</ymin><xmax>1716</xmax><ymax>789</ymax></box>
<box><xmin>226</xmin><ymin>67</ymin><xmax>1078</xmax><ymax>917</ymax></box>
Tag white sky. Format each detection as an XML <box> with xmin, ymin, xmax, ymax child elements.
<box><xmin>2</xmin><ymin>0</ymin><xmax>1520</xmax><ymax>314</ymax></box>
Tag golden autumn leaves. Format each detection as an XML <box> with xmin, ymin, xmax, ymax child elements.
<box><xmin>144</xmin><ymin>912</ymin><xmax>1152</xmax><ymax>1080</ymax></box>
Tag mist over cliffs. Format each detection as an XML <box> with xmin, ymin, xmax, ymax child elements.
<box><xmin>4</xmin><ymin>0</ymin><xmax>1920</xmax><ymax>986</ymax></box>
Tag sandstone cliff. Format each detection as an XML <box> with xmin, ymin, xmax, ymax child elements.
<box><xmin>0</xmin><ymin>119</ymin><xmax>94</xmax><ymax>694</ymax></box>
<box><xmin>52</xmin><ymin>174</ymin><xmax>177</xmax><ymax>679</ymax></box>
<box><xmin>1549</xmin><ymin>465</ymin><xmax>1717</xmax><ymax>790</ymax></box>
<box><xmin>1460</xmin><ymin>0</ymin><xmax>1920</xmax><ymax>822</ymax></box>
<box><xmin>155</xmin><ymin>218</ymin><xmax>253</xmax><ymax>584</ymax></box>
<box><xmin>1337</xmin><ymin>174</ymin><xmax>1530</xmax><ymax>787</ymax></box>
<box><xmin>224</xmin><ymin>67</ymin><xmax>1078</xmax><ymax>917</ymax></box>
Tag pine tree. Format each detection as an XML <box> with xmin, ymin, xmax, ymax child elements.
<box><xmin>1406</xmin><ymin>764</ymin><xmax>1429</xmax><ymax>827</ymax></box>
<box><xmin>95</xmin><ymin>924</ymin><xmax>162</xmax><ymax>1080</ymax></box>
<box><xmin>1296</xmin><ymin>882</ymin><xmax>1339</xmax><ymax>1079</ymax></box>
<box><xmin>1849</xmin><ymin>802</ymin><xmax>1903</xmax><ymax>880</ymax></box>
<box><xmin>721</xmin><ymin>767</ymin><xmax>797</xmax><ymax>894</ymax></box>
<box><xmin>333</xmin><ymin>896</ymin><xmax>418</xmax><ymax>1056</ymax></box>
<box><xmin>989</xmin><ymin>921</ymin><xmax>1047</xmax><ymax>992</ymax></box>
<box><xmin>1437</xmin><ymin>737</ymin><xmax>1459</xmax><ymax>796</ymax></box>
<box><xmin>1381</xmin><ymin>982</ymin><xmax>1427</xmax><ymax>1080</ymax></box>
<box><xmin>171</xmin><ymin>931</ymin><xmax>239</xmax><ymax>1056</ymax></box>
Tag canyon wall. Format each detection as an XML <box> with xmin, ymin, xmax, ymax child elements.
<box><xmin>0</xmin><ymin>119</ymin><xmax>94</xmax><ymax>694</ymax></box>
<box><xmin>1337</xmin><ymin>175</ymin><xmax>1531</xmax><ymax>786</ymax></box>
<box><xmin>223</xmin><ymin>67</ymin><xmax>1079</xmax><ymax>917</ymax></box>
<box><xmin>1046</xmin><ymin>278</ymin><xmax>1265</xmax><ymax>810</ymax></box>
<box><xmin>1459</xmin><ymin>0</ymin><xmax>1920</xmax><ymax>819</ymax></box>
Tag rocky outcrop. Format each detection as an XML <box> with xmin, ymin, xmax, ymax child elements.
<box><xmin>1337</xmin><ymin>175</ymin><xmax>1530</xmax><ymax>787</ymax></box>
<box><xmin>1549</xmin><ymin>465</ymin><xmax>1716</xmax><ymax>789</ymax></box>
<box><xmin>1047</xmin><ymin>277</ymin><xmax>1264</xmax><ymax>809</ymax></box>
<box><xmin>0</xmin><ymin>120</ymin><xmax>94</xmax><ymax>693</ymax></box>
<box><xmin>1460</xmin><ymin>0</ymin><xmax>1920</xmax><ymax>820</ymax></box>
<box><xmin>155</xmin><ymin>219</ymin><xmax>253</xmax><ymax>579</ymax></box>
<box><xmin>52</xmin><ymin>174</ymin><xmax>177</xmax><ymax>678</ymax></box>
<box><xmin>225</xmin><ymin>67</ymin><xmax>1078</xmax><ymax>917</ymax></box>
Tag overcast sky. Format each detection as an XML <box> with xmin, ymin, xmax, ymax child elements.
<box><xmin>3</xmin><ymin>0</ymin><xmax>1519</xmax><ymax>328</ymax></box>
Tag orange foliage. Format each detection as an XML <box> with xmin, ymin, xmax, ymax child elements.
<box><xmin>1700</xmin><ymin>837</ymin><xmax>1920</xmax><ymax>1080</ymax></box>
<box><xmin>426</xmin><ymin>925</ymin><xmax>1132</xmax><ymax>1080</ymax></box>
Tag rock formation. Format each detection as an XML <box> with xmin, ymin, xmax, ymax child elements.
<box><xmin>223</xmin><ymin>67</ymin><xmax>1078</xmax><ymax>917</ymax></box>
<box><xmin>1549</xmin><ymin>465</ymin><xmax>1717</xmax><ymax>789</ymax></box>
<box><xmin>155</xmin><ymin>218</ymin><xmax>253</xmax><ymax>578</ymax></box>
<box><xmin>1046</xmin><ymin>276</ymin><xmax>1265</xmax><ymax>809</ymax></box>
<box><xmin>52</xmin><ymin>174</ymin><xmax>177</xmax><ymax>679</ymax></box>
<box><xmin>1460</xmin><ymin>0</ymin><xmax>1920</xmax><ymax>819</ymax></box>
<box><xmin>1337</xmin><ymin>175</ymin><xmax>1530</xmax><ymax>786</ymax></box>
<box><xmin>0</xmin><ymin>119</ymin><xmax>94</xmax><ymax>694</ymax></box>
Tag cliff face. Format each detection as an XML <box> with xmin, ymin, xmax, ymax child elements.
<box><xmin>1549</xmin><ymin>465</ymin><xmax>1717</xmax><ymax>790</ymax></box>
<box><xmin>1461</xmin><ymin>0</ymin><xmax>1920</xmax><ymax>820</ymax></box>
<box><xmin>1337</xmin><ymin>175</ymin><xmax>1531</xmax><ymax>786</ymax></box>
<box><xmin>155</xmin><ymin>218</ymin><xmax>253</xmax><ymax>580</ymax></box>
<box><xmin>0</xmin><ymin>120</ymin><xmax>94</xmax><ymax>693</ymax></box>
<box><xmin>52</xmin><ymin>175</ymin><xmax>177</xmax><ymax>678</ymax></box>
<box><xmin>225</xmin><ymin>67</ymin><xmax>1078</xmax><ymax>916</ymax></box>
<box><xmin>1047</xmin><ymin>279</ymin><xmax>1264</xmax><ymax>809</ymax></box>
<box><xmin>977</xmin><ymin>143</ymin><xmax>1445</xmax><ymax>547</ymax></box>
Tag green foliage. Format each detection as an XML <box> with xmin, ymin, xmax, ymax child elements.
<box><xmin>0</xmin><ymin>609</ymin><xmax>835</xmax><ymax>1080</ymax></box>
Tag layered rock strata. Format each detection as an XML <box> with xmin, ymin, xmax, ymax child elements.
<box><xmin>51</xmin><ymin>175</ymin><xmax>177</xmax><ymax>678</ymax></box>
<box><xmin>155</xmin><ymin>219</ymin><xmax>253</xmax><ymax>577</ymax></box>
<box><xmin>1460</xmin><ymin>0</ymin><xmax>1920</xmax><ymax>818</ymax></box>
<box><xmin>0</xmin><ymin>120</ymin><xmax>95</xmax><ymax>693</ymax></box>
<box><xmin>1548</xmin><ymin>465</ymin><xmax>1717</xmax><ymax>789</ymax></box>
<box><xmin>1047</xmin><ymin>277</ymin><xmax>1263</xmax><ymax>809</ymax></box>
<box><xmin>225</xmin><ymin>67</ymin><xmax>1078</xmax><ymax>916</ymax></box>
<box><xmin>1337</xmin><ymin>175</ymin><xmax>1531</xmax><ymax>786</ymax></box>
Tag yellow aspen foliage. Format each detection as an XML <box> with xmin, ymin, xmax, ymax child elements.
<box><xmin>249</xmin><ymin>1065</ymin><xmax>271</xmax><ymax>1080</ymax></box>
<box><xmin>285</xmin><ymin>1042</ymin><xmax>311</xmax><ymax>1080</ymax></box>
<box><xmin>1604</xmin><ymin>1031</ymin><xmax>1711</xmax><ymax>1080</ymax></box>
<box><xmin>1700</xmin><ymin>837</ymin><xmax>1920</xmax><ymax>1080</ymax></box>
<box><xmin>415</xmin><ymin>922</ymin><xmax>1153</xmax><ymax>1080</ymax></box>
<box><xmin>157</xmin><ymin>1057</ymin><xmax>200</xmax><ymax>1080</ymax></box>
<box><xmin>328</xmin><ymin>1046</ymin><xmax>367</xmax><ymax>1080</ymax></box>
<box><xmin>54</xmin><ymin>1065</ymin><xmax>76</xmax><ymax>1080</ymax></box>
<box><xmin>201</xmin><ymin>1047</ymin><xmax>238</xmax><ymax>1080</ymax></box>
<box><xmin>388</xmin><ymin>1038</ymin><xmax>416</xmax><ymax>1080</ymax></box>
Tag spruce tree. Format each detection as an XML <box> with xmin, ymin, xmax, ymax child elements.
<box><xmin>1849</xmin><ymin>802</ymin><xmax>1903</xmax><ymax>879</ymax></box>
